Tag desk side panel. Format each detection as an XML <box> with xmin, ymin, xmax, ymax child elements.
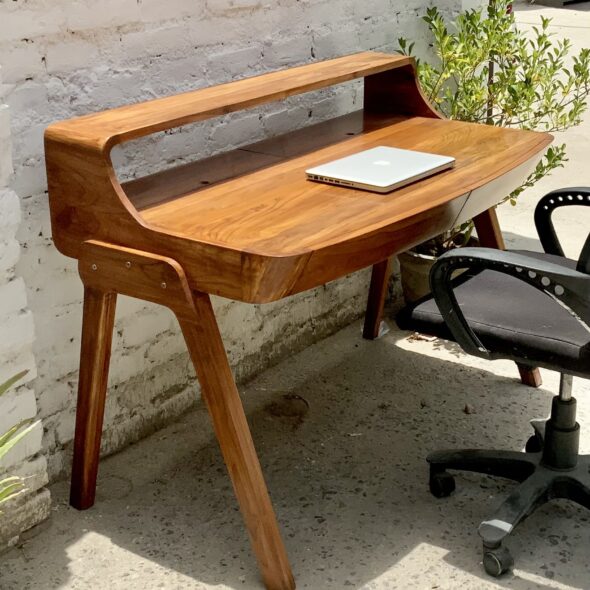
<box><xmin>364</xmin><ymin>63</ymin><xmax>442</xmax><ymax>119</ymax></box>
<box><xmin>45</xmin><ymin>136</ymin><xmax>140</xmax><ymax>259</ymax></box>
<box><xmin>45</xmin><ymin>135</ymin><xmax>308</xmax><ymax>303</ymax></box>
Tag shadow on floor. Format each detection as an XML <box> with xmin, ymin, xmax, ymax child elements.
<box><xmin>3</xmin><ymin>325</ymin><xmax>589</xmax><ymax>589</ymax></box>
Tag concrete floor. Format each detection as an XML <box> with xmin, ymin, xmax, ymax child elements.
<box><xmin>3</xmin><ymin>325</ymin><xmax>590</xmax><ymax>590</ymax></box>
<box><xmin>3</xmin><ymin>2</ymin><xmax>590</xmax><ymax>589</ymax></box>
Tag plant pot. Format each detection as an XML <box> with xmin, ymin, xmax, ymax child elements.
<box><xmin>399</xmin><ymin>238</ymin><xmax>478</xmax><ymax>303</ymax></box>
<box><xmin>398</xmin><ymin>250</ymin><xmax>436</xmax><ymax>303</ymax></box>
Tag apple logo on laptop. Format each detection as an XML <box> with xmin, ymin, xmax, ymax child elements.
<box><xmin>373</xmin><ymin>160</ymin><xmax>391</xmax><ymax>166</ymax></box>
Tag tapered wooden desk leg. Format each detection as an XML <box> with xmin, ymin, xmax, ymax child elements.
<box><xmin>472</xmin><ymin>207</ymin><xmax>506</xmax><ymax>250</ymax></box>
<box><xmin>70</xmin><ymin>287</ymin><xmax>117</xmax><ymax>510</ymax></box>
<box><xmin>517</xmin><ymin>364</ymin><xmax>543</xmax><ymax>388</ymax></box>
<box><xmin>178</xmin><ymin>292</ymin><xmax>294</xmax><ymax>590</ymax></box>
<box><xmin>473</xmin><ymin>207</ymin><xmax>542</xmax><ymax>388</ymax></box>
<box><xmin>363</xmin><ymin>258</ymin><xmax>392</xmax><ymax>340</ymax></box>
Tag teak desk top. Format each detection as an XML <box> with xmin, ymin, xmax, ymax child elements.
<box><xmin>45</xmin><ymin>52</ymin><xmax>552</xmax><ymax>590</ymax></box>
<box><xmin>138</xmin><ymin>117</ymin><xmax>545</xmax><ymax>255</ymax></box>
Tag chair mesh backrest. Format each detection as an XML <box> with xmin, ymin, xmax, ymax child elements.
<box><xmin>578</xmin><ymin>235</ymin><xmax>590</xmax><ymax>275</ymax></box>
<box><xmin>534</xmin><ymin>189</ymin><xmax>590</xmax><ymax>275</ymax></box>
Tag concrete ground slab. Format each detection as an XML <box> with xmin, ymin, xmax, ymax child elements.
<box><xmin>2</xmin><ymin>322</ymin><xmax>590</xmax><ymax>590</ymax></box>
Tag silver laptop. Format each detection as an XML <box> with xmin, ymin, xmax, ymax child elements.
<box><xmin>305</xmin><ymin>146</ymin><xmax>455</xmax><ymax>194</ymax></box>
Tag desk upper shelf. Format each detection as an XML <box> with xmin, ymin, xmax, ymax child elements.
<box><xmin>45</xmin><ymin>52</ymin><xmax>419</xmax><ymax>147</ymax></box>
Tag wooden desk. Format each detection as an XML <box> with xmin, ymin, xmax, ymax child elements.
<box><xmin>45</xmin><ymin>52</ymin><xmax>552</xmax><ymax>589</ymax></box>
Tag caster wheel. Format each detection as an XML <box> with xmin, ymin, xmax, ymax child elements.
<box><xmin>525</xmin><ymin>433</ymin><xmax>543</xmax><ymax>453</ymax></box>
<box><xmin>483</xmin><ymin>545</ymin><xmax>514</xmax><ymax>577</ymax></box>
<box><xmin>429</xmin><ymin>471</ymin><xmax>455</xmax><ymax>498</ymax></box>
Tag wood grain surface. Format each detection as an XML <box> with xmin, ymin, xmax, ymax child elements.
<box><xmin>138</xmin><ymin>117</ymin><xmax>549</xmax><ymax>256</ymax></box>
<box><xmin>46</xmin><ymin>52</ymin><xmax>551</xmax><ymax>302</ymax></box>
<box><xmin>363</xmin><ymin>258</ymin><xmax>392</xmax><ymax>340</ymax></box>
<box><xmin>46</xmin><ymin>52</ymin><xmax>413</xmax><ymax>146</ymax></box>
<box><xmin>47</xmin><ymin>53</ymin><xmax>553</xmax><ymax>590</ymax></box>
<box><xmin>69</xmin><ymin>286</ymin><xmax>117</xmax><ymax>510</ymax></box>
<box><xmin>77</xmin><ymin>240</ymin><xmax>295</xmax><ymax>589</ymax></box>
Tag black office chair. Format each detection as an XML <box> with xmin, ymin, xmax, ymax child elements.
<box><xmin>397</xmin><ymin>188</ymin><xmax>590</xmax><ymax>576</ymax></box>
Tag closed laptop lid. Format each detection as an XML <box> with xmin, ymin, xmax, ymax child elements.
<box><xmin>305</xmin><ymin>146</ymin><xmax>455</xmax><ymax>188</ymax></box>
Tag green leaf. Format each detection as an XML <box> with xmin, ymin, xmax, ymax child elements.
<box><xmin>404</xmin><ymin>0</ymin><xmax>589</xmax><ymax>208</ymax></box>
<box><xmin>0</xmin><ymin>477</ymin><xmax>25</xmax><ymax>506</ymax></box>
<box><xmin>0</xmin><ymin>420</ymin><xmax>38</xmax><ymax>462</ymax></box>
<box><xmin>0</xmin><ymin>370</ymin><xmax>28</xmax><ymax>397</ymax></box>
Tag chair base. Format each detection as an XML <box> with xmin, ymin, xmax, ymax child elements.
<box><xmin>428</xmin><ymin>440</ymin><xmax>590</xmax><ymax>576</ymax></box>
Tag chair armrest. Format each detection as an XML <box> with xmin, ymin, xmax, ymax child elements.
<box><xmin>534</xmin><ymin>188</ymin><xmax>590</xmax><ymax>263</ymax></box>
<box><xmin>430</xmin><ymin>247</ymin><xmax>590</xmax><ymax>359</ymax></box>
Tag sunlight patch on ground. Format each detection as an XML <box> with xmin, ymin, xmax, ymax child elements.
<box><xmin>513</xmin><ymin>568</ymin><xmax>588</xmax><ymax>590</ymax></box>
<box><xmin>363</xmin><ymin>543</ymin><xmax>492</xmax><ymax>589</ymax></box>
<box><xmin>64</xmin><ymin>532</ymin><xmax>229</xmax><ymax>590</ymax></box>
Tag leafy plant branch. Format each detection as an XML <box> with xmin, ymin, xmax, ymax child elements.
<box><xmin>398</xmin><ymin>0</ymin><xmax>590</xmax><ymax>255</ymax></box>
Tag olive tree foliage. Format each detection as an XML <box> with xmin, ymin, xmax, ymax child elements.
<box><xmin>398</xmin><ymin>0</ymin><xmax>590</xmax><ymax>252</ymax></box>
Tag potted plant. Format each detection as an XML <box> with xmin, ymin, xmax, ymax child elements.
<box><xmin>397</xmin><ymin>0</ymin><xmax>590</xmax><ymax>301</ymax></box>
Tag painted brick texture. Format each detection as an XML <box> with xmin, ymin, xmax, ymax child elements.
<box><xmin>0</xmin><ymin>68</ymin><xmax>48</xmax><ymax>546</ymax></box>
<box><xmin>0</xmin><ymin>0</ymin><xmax>463</xmax><ymax>541</ymax></box>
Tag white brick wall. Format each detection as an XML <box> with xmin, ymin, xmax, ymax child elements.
<box><xmin>0</xmin><ymin>0</ymin><xmax>464</xmax><ymax>541</ymax></box>
<box><xmin>0</xmin><ymin>67</ymin><xmax>48</xmax><ymax>546</ymax></box>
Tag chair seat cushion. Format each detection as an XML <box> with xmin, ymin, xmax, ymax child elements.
<box><xmin>396</xmin><ymin>250</ymin><xmax>590</xmax><ymax>376</ymax></box>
